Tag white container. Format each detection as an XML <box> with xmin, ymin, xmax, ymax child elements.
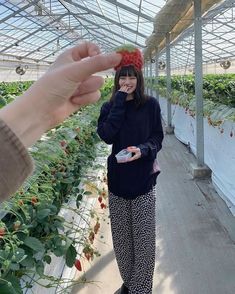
<box><xmin>115</xmin><ymin>149</ymin><xmax>132</xmax><ymax>163</ymax></box>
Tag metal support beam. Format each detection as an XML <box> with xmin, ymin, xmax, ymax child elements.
<box><xmin>0</xmin><ymin>14</ymin><xmax>67</xmax><ymax>53</ymax></box>
<box><xmin>146</xmin><ymin>62</ymin><xmax>149</xmax><ymax>95</ymax></box>
<box><xmin>155</xmin><ymin>48</ymin><xmax>159</xmax><ymax>101</ymax></box>
<box><xmin>150</xmin><ymin>56</ymin><xmax>153</xmax><ymax>97</ymax></box>
<box><xmin>194</xmin><ymin>0</ymin><xmax>204</xmax><ymax>166</ymax></box>
<box><xmin>104</xmin><ymin>0</ymin><xmax>153</xmax><ymax>21</ymax></box>
<box><xmin>166</xmin><ymin>33</ymin><xmax>172</xmax><ymax>132</ymax></box>
<box><xmin>0</xmin><ymin>1</ymin><xmax>38</xmax><ymax>24</ymax></box>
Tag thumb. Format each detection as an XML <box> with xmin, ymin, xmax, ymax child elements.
<box><xmin>63</xmin><ymin>52</ymin><xmax>121</xmax><ymax>83</ymax></box>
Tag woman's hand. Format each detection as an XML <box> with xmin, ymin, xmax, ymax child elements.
<box><xmin>118</xmin><ymin>84</ymin><xmax>131</xmax><ymax>93</ymax></box>
<box><xmin>127</xmin><ymin>146</ymin><xmax>141</xmax><ymax>162</ymax></box>
<box><xmin>0</xmin><ymin>42</ymin><xmax>121</xmax><ymax>147</ymax></box>
<box><xmin>26</xmin><ymin>42</ymin><xmax>122</xmax><ymax>127</ymax></box>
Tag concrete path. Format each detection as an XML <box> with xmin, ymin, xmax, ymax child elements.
<box><xmin>71</xmin><ymin>133</ymin><xmax>235</xmax><ymax>294</ymax></box>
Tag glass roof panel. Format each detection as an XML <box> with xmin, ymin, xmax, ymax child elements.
<box><xmin>0</xmin><ymin>0</ymin><xmax>234</xmax><ymax>68</ymax></box>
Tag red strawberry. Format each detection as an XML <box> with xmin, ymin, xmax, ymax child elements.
<box><xmin>100</xmin><ymin>203</ymin><xmax>106</xmax><ymax>209</ymax></box>
<box><xmin>0</xmin><ymin>227</ymin><xmax>5</xmax><ymax>238</ymax></box>
<box><xmin>114</xmin><ymin>44</ymin><xmax>143</xmax><ymax>71</ymax></box>
<box><xmin>31</xmin><ymin>196</ymin><xmax>38</xmax><ymax>206</ymax></box>
<box><xmin>98</xmin><ymin>196</ymin><xmax>102</xmax><ymax>203</ymax></box>
<box><xmin>94</xmin><ymin>221</ymin><xmax>100</xmax><ymax>234</ymax></box>
<box><xmin>89</xmin><ymin>231</ymin><xmax>95</xmax><ymax>244</ymax></box>
<box><xmin>74</xmin><ymin>259</ymin><xmax>82</xmax><ymax>271</ymax></box>
<box><xmin>60</xmin><ymin>140</ymin><xmax>67</xmax><ymax>147</ymax></box>
<box><xmin>84</xmin><ymin>252</ymin><xmax>91</xmax><ymax>261</ymax></box>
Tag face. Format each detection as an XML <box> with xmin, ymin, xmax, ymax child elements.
<box><xmin>119</xmin><ymin>75</ymin><xmax>137</xmax><ymax>94</ymax></box>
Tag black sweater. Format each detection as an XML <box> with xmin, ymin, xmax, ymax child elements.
<box><xmin>97</xmin><ymin>91</ymin><xmax>164</xmax><ymax>199</ymax></box>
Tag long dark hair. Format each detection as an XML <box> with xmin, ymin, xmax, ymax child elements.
<box><xmin>110</xmin><ymin>65</ymin><xmax>148</xmax><ymax>107</ymax></box>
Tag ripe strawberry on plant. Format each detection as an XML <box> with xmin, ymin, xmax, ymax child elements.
<box><xmin>31</xmin><ymin>196</ymin><xmax>38</xmax><ymax>206</ymax></box>
<box><xmin>94</xmin><ymin>221</ymin><xmax>100</xmax><ymax>234</ymax></box>
<box><xmin>114</xmin><ymin>44</ymin><xmax>143</xmax><ymax>71</ymax></box>
<box><xmin>74</xmin><ymin>259</ymin><xmax>82</xmax><ymax>271</ymax></box>
<box><xmin>89</xmin><ymin>231</ymin><xmax>95</xmax><ymax>244</ymax></box>
<box><xmin>0</xmin><ymin>227</ymin><xmax>5</xmax><ymax>238</ymax></box>
<box><xmin>100</xmin><ymin>203</ymin><xmax>106</xmax><ymax>209</ymax></box>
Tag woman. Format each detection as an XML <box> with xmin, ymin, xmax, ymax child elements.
<box><xmin>97</xmin><ymin>55</ymin><xmax>164</xmax><ymax>294</ymax></box>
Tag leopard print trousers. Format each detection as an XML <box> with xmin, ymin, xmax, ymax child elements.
<box><xmin>109</xmin><ymin>187</ymin><xmax>156</xmax><ymax>294</ymax></box>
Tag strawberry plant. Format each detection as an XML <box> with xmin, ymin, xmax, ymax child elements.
<box><xmin>0</xmin><ymin>80</ymin><xmax>113</xmax><ymax>293</ymax></box>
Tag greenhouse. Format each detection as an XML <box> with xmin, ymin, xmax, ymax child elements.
<box><xmin>0</xmin><ymin>0</ymin><xmax>235</xmax><ymax>293</ymax></box>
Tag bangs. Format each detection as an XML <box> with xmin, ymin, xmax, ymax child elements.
<box><xmin>118</xmin><ymin>65</ymin><xmax>137</xmax><ymax>77</ymax></box>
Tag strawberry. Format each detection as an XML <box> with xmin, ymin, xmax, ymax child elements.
<box><xmin>18</xmin><ymin>200</ymin><xmax>24</xmax><ymax>206</ymax></box>
<box><xmin>31</xmin><ymin>196</ymin><xmax>38</xmax><ymax>206</ymax></box>
<box><xmin>84</xmin><ymin>252</ymin><xmax>91</xmax><ymax>261</ymax></box>
<box><xmin>74</xmin><ymin>259</ymin><xmax>82</xmax><ymax>271</ymax></box>
<box><xmin>100</xmin><ymin>203</ymin><xmax>106</xmax><ymax>209</ymax></box>
<box><xmin>0</xmin><ymin>227</ymin><xmax>5</xmax><ymax>238</ymax></box>
<box><xmin>60</xmin><ymin>140</ymin><xmax>67</xmax><ymax>147</ymax></box>
<box><xmin>114</xmin><ymin>44</ymin><xmax>143</xmax><ymax>71</ymax></box>
<box><xmin>89</xmin><ymin>231</ymin><xmax>95</xmax><ymax>244</ymax></box>
<box><xmin>98</xmin><ymin>196</ymin><xmax>102</xmax><ymax>203</ymax></box>
<box><xmin>94</xmin><ymin>221</ymin><xmax>100</xmax><ymax>234</ymax></box>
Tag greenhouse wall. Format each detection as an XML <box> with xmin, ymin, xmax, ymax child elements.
<box><xmin>159</xmin><ymin>96</ymin><xmax>235</xmax><ymax>215</ymax></box>
<box><xmin>158</xmin><ymin>60</ymin><xmax>235</xmax><ymax>76</ymax></box>
<box><xmin>0</xmin><ymin>60</ymin><xmax>49</xmax><ymax>82</ymax></box>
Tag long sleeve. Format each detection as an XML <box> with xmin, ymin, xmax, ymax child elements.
<box><xmin>0</xmin><ymin>119</ymin><xmax>34</xmax><ymax>203</ymax></box>
<box><xmin>97</xmin><ymin>91</ymin><xmax>128</xmax><ymax>144</ymax></box>
<box><xmin>137</xmin><ymin>99</ymin><xmax>164</xmax><ymax>160</ymax></box>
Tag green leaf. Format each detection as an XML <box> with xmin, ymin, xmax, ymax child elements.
<box><xmin>24</xmin><ymin>237</ymin><xmax>45</xmax><ymax>252</ymax></box>
<box><xmin>43</xmin><ymin>255</ymin><xmax>52</xmax><ymax>264</ymax></box>
<box><xmin>14</xmin><ymin>248</ymin><xmax>26</xmax><ymax>262</ymax></box>
<box><xmin>76</xmin><ymin>194</ymin><xmax>83</xmax><ymax>208</ymax></box>
<box><xmin>65</xmin><ymin>244</ymin><xmax>77</xmax><ymax>268</ymax></box>
<box><xmin>36</xmin><ymin>260</ymin><xmax>45</xmax><ymax>276</ymax></box>
<box><xmin>37</xmin><ymin>208</ymin><xmax>51</xmax><ymax>220</ymax></box>
<box><xmin>84</xmin><ymin>191</ymin><xmax>92</xmax><ymax>195</ymax></box>
<box><xmin>60</xmin><ymin>177</ymin><xmax>74</xmax><ymax>184</ymax></box>
<box><xmin>20</xmin><ymin>255</ymin><xmax>35</xmax><ymax>268</ymax></box>
<box><xmin>53</xmin><ymin>247</ymin><xmax>65</xmax><ymax>257</ymax></box>
<box><xmin>9</xmin><ymin>263</ymin><xmax>20</xmax><ymax>270</ymax></box>
<box><xmin>0</xmin><ymin>274</ymin><xmax>23</xmax><ymax>294</ymax></box>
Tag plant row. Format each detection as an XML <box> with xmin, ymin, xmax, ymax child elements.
<box><xmin>0</xmin><ymin>79</ymin><xmax>113</xmax><ymax>293</ymax></box>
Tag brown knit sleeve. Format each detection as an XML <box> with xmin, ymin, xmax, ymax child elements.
<box><xmin>0</xmin><ymin>119</ymin><xmax>34</xmax><ymax>202</ymax></box>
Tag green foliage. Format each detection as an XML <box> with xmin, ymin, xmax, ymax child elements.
<box><xmin>0</xmin><ymin>80</ymin><xmax>113</xmax><ymax>291</ymax></box>
<box><xmin>0</xmin><ymin>81</ymin><xmax>33</xmax><ymax>107</ymax></box>
<box><xmin>147</xmin><ymin>74</ymin><xmax>235</xmax><ymax>122</ymax></box>
<box><xmin>150</xmin><ymin>74</ymin><xmax>235</xmax><ymax>107</ymax></box>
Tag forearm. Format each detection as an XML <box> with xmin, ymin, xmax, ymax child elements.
<box><xmin>137</xmin><ymin>136</ymin><xmax>163</xmax><ymax>160</ymax></box>
<box><xmin>0</xmin><ymin>119</ymin><xmax>34</xmax><ymax>202</ymax></box>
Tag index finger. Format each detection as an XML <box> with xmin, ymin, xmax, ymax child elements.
<box><xmin>71</xmin><ymin>42</ymin><xmax>101</xmax><ymax>61</ymax></box>
<box><xmin>64</xmin><ymin>52</ymin><xmax>122</xmax><ymax>83</ymax></box>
